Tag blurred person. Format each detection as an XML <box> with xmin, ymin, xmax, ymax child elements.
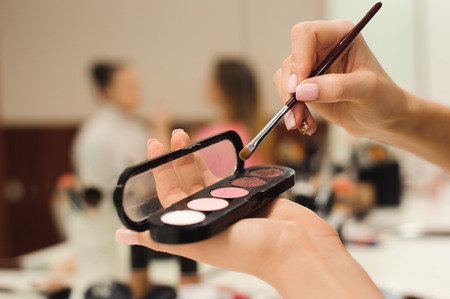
<box><xmin>70</xmin><ymin>60</ymin><xmax>179</xmax><ymax>299</ymax></box>
<box><xmin>73</xmin><ymin>61</ymin><xmax>148</xmax><ymax>189</ymax></box>
<box><xmin>193</xmin><ymin>58</ymin><xmax>265</xmax><ymax>168</ymax></box>
<box><xmin>69</xmin><ymin>60</ymin><xmax>150</xmax><ymax>297</ymax></box>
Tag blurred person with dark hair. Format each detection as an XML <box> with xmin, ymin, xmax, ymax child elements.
<box><xmin>74</xmin><ymin>61</ymin><xmax>148</xmax><ymax>190</ymax></box>
<box><xmin>69</xmin><ymin>60</ymin><xmax>177</xmax><ymax>298</ymax></box>
<box><xmin>194</xmin><ymin>59</ymin><xmax>266</xmax><ymax>166</ymax></box>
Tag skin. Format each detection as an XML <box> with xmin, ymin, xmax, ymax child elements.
<box><xmin>116</xmin><ymin>19</ymin><xmax>450</xmax><ymax>298</ymax></box>
<box><xmin>101</xmin><ymin>66</ymin><xmax>142</xmax><ymax>112</ymax></box>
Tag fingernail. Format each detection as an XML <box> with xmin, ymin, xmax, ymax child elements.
<box><xmin>147</xmin><ymin>138</ymin><xmax>157</xmax><ymax>146</ymax></box>
<box><xmin>295</xmin><ymin>83</ymin><xmax>319</xmax><ymax>101</ymax></box>
<box><xmin>284</xmin><ymin>110</ymin><xmax>296</xmax><ymax>131</ymax></box>
<box><xmin>306</xmin><ymin>124</ymin><xmax>316</xmax><ymax>136</ymax></box>
<box><xmin>172</xmin><ymin>128</ymin><xmax>184</xmax><ymax>136</ymax></box>
<box><xmin>115</xmin><ymin>229</ymin><xmax>139</xmax><ymax>245</ymax></box>
<box><xmin>288</xmin><ymin>74</ymin><xmax>298</xmax><ymax>94</ymax></box>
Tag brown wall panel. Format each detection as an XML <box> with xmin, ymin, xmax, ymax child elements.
<box><xmin>2</xmin><ymin>127</ymin><xmax>77</xmax><ymax>256</ymax></box>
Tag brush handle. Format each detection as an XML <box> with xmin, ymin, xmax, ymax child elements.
<box><xmin>286</xmin><ymin>2</ymin><xmax>382</xmax><ymax>109</ymax></box>
<box><xmin>246</xmin><ymin>105</ymin><xmax>290</xmax><ymax>151</ymax></box>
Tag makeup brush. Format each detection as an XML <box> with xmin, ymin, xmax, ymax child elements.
<box><xmin>239</xmin><ymin>2</ymin><xmax>382</xmax><ymax>161</ymax></box>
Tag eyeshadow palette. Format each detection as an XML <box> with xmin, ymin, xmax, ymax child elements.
<box><xmin>114</xmin><ymin>130</ymin><xmax>295</xmax><ymax>244</ymax></box>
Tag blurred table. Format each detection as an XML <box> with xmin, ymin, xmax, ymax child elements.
<box><xmin>0</xmin><ymin>242</ymin><xmax>280</xmax><ymax>299</ymax></box>
<box><xmin>2</xmin><ymin>185</ymin><xmax>450</xmax><ymax>298</ymax></box>
<box><xmin>345</xmin><ymin>184</ymin><xmax>450</xmax><ymax>298</ymax></box>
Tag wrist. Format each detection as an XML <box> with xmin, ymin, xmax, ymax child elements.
<box><xmin>257</xmin><ymin>225</ymin><xmax>337</xmax><ymax>297</ymax></box>
<box><xmin>372</xmin><ymin>91</ymin><xmax>450</xmax><ymax>172</ymax></box>
<box><xmin>260</xmin><ymin>226</ymin><xmax>313</xmax><ymax>297</ymax></box>
<box><xmin>367</xmin><ymin>87</ymin><xmax>416</xmax><ymax>142</ymax></box>
<box><xmin>258</xmin><ymin>224</ymin><xmax>382</xmax><ymax>299</ymax></box>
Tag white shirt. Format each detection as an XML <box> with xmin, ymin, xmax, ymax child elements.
<box><xmin>73</xmin><ymin>102</ymin><xmax>149</xmax><ymax>195</ymax></box>
<box><xmin>68</xmin><ymin>102</ymin><xmax>150</xmax><ymax>297</ymax></box>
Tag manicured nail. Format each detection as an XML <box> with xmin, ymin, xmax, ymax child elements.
<box><xmin>306</xmin><ymin>125</ymin><xmax>316</xmax><ymax>136</ymax></box>
<box><xmin>295</xmin><ymin>83</ymin><xmax>319</xmax><ymax>101</ymax></box>
<box><xmin>172</xmin><ymin>128</ymin><xmax>185</xmax><ymax>136</ymax></box>
<box><xmin>284</xmin><ymin>110</ymin><xmax>296</xmax><ymax>131</ymax></box>
<box><xmin>288</xmin><ymin>74</ymin><xmax>298</xmax><ymax>94</ymax></box>
<box><xmin>115</xmin><ymin>229</ymin><xmax>139</xmax><ymax>245</ymax></box>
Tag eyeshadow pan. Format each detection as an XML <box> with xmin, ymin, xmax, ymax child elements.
<box><xmin>231</xmin><ymin>177</ymin><xmax>267</xmax><ymax>188</ymax></box>
<box><xmin>187</xmin><ymin>198</ymin><xmax>229</xmax><ymax>211</ymax></box>
<box><xmin>210</xmin><ymin>187</ymin><xmax>249</xmax><ymax>199</ymax></box>
<box><xmin>160</xmin><ymin>210</ymin><xmax>205</xmax><ymax>226</ymax></box>
<box><xmin>249</xmin><ymin>168</ymin><xmax>284</xmax><ymax>178</ymax></box>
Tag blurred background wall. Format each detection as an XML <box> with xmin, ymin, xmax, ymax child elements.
<box><xmin>0</xmin><ymin>0</ymin><xmax>323</xmax><ymax>125</ymax></box>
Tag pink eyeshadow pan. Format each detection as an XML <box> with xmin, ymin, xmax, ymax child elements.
<box><xmin>187</xmin><ymin>198</ymin><xmax>229</xmax><ymax>211</ymax></box>
<box><xmin>210</xmin><ymin>187</ymin><xmax>249</xmax><ymax>199</ymax></box>
<box><xmin>231</xmin><ymin>177</ymin><xmax>267</xmax><ymax>188</ymax></box>
<box><xmin>249</xmin><ymin>168</ymin><xmax>284</xmax><ymax>178</ymax></box>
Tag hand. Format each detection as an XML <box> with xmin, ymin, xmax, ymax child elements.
<box><xmin>274</xmin><ymin>20</ymin><xmax>407</xmax><ymax>139</ymax></box>
<box><xmin>116</xmin><ymin>129</ymin><xmax>382</xmax><ymax>298</ymax></box>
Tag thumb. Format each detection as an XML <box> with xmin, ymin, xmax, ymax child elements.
<box><xmin>297</xmin><ymin>70</ymin><xmax>377</xmax><ymax>104</ymax></box>
<box><xmin>115</xmin><ymin>227</ymin><xmax>195</xmax><ymax>257</ymax></box>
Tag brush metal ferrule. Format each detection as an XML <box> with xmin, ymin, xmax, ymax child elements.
<box><xmin>246</xmin><ymin>105</ymin><xmax>290</xmax><ymax>152</ymax></box>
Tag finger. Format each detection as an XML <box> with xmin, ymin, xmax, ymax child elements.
<box><xmin>280</xmin><ymin>56</ymin><xmax>293</xmax><ymax>105</ymax></box>
<box><xmin>273</xmin><ymin>57</ymin><xmax>306</xmax><ymax>131</ymax></box>
<box><xmin>287</xmin><ymin>104</ymin><xmax>318</xmax><ymax>134</ymax></box>
<box><xmin>115</xmin><ymin>227</ymin><xmax>197</xmax><ymax>257</ymax></box>
<box><xmin>290</xmin><ymin>20</ymin><xmax>354</xmax><ymax>81</ymax></box>
<box><xmin>303</xmin><ymin>105</ymin><xmax>317</xmax><ymax>136</ymax></box>
<box><xmin>284</xmin><ymin>102</ymin><xmax>305</xmax><ymax>131</ymax></box>
<box><xmin>115</xmin><ymin>227</ymin><xmax>230</xmax><ymax>264</ymax></box>
<box><xmin>193</xmin><ymin>152</ymin><xmax>219</xmax><ymax>186</ymax></box>
<box><xmin>147</xmin><ymin>139</ymin><xmax>184</xmax><ymax>207</ymax></box>
<box><xmin>301</xmin><ymin>70</ymin><xmax>378</xmax><ymax>104</ymax></box>
<box><xmin>170</xmin><ymin>129</ymin><xmax>205</xmax><ymax>195</ymax></box>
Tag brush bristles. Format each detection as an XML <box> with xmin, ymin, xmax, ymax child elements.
<box><xmin>239</xmin><ymin>148</ymin><xmax>253</xmax><ymax>161</ymax></box>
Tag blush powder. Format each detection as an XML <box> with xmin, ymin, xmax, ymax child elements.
<box><xmin>187</xmin><ymin>198</ymin><xmax>229</xmax><ymax>211</ymax></box>
<box><xmin>249</xmin><ymin>168</ymin><xmax>284</xmax><ymax>178</ymax></box>
<box><xmin>231</xmin><ymin>177</ymin><xmax>267</xmax><ymax>188</ymax></box>
<box><xmin>160</xmin><ymin>210</ymin><xmax>205</xmax><ymax>226</ymax></box>
<box><xmin>210</xmin><ymin>187</ymin><xmax>249</xmax><ymax>199</ymax></box>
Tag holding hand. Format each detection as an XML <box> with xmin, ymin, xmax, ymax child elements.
<box><xmin>116</xmin><ymin>129</ymin><xmax>382</xmax><ymax>298</ymax></box>
<box><xmin>275</xmin><ymin>20</ymin><xmax>407</xmax><ymax>139</ymax></box>
<box><xmin>275</xmin><ymin>20</ymin><xmax>450</xmax><ymax>172</ymax></box>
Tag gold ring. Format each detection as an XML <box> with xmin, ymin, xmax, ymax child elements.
<box><xmin>298</xmin><ymin>121</ymin><xmax>309</xmax><ymax>135</ymax></box>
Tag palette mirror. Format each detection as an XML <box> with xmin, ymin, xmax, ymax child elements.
<box><xmin>116</xmin><ymin>131</ymin><xmax>244</xmax><ymax>231</ymax></box>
